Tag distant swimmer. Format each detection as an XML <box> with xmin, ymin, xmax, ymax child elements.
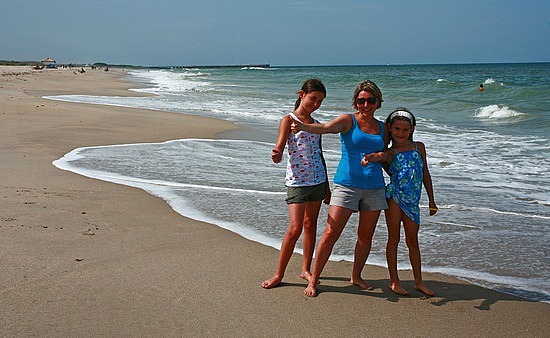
<box><xmin>479</xmin><ymin>84</ymin><xmax>484</xmax><ymax>91</ymax></box>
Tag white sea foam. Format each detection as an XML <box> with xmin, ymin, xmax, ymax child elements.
<box><xmin>468</xmin><ymin>206</ymin><xmax>550</xmax><ymax>219</ymax></box>
<box><xmin>52</xmin><ymin>146</ymin><xmax>285</xmax><ymax>252</ymax></box>
<box><xmin>426</xmin><ymin>266</ymin><xmax>550</xmax><ymax>303</ymax></box>
<box><xmin>433</xmin><ymin>221</ymin><xmax>479</xmax><ymax>229</ymax></box>
<box><xmin>128</xmin><ymin>69</ymin><xmax>213</xmax><ymax>94</ymax></box>
<box><xmin>43</xmin><ymin>95</ymin><xmax>170</xmax><ymax>112</ymax></box>
<box><xmin>474</xmin><ymin>104</ymin><xmax>525</xmax><ymax>120</ymax></box>
<box><xmin>162</xmin><ymin>187</ymin><xmax>283</xmax><ymax>251</ymax></box>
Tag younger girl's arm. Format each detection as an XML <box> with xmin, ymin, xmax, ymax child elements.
<box><xmin>361</xmin><ymin>150</ymin><xmax>391</xmax><ymax>167</ymax></box>
<box><xmin>418</xmin><ymin>142</ymin><xmax>438</xmax><ymax>215</ymax></box>
<box><xmin>272</xmin><ymin>115</ymin><xmax>292</xmax><ymax>163</ymax></box>
<box><xmin>291</xmin><ymin>114</ymin><xmax>352</xmax><ymax>135</ymax></box>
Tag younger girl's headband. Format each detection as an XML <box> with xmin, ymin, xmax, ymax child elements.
<box><xmin>389</xmin><ymin>110</ymin><xmax>414</xmax><ymax>124</ymax></box>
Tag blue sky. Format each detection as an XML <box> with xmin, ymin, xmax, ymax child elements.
<box><xmin>2</xmin><ymin>0</ymin><xmax>549</xmax><ymax>66</ymax></box>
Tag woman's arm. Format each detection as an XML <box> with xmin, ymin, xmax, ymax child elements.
<box><xmin>291</xmin><ymin>113</ymin><xmax>352</xmax><ymax>135</ymax></box>
<box><xmin>318</xmin><ymin>136</ymin><xmax>331</xmax><ymax>205</ymax></box>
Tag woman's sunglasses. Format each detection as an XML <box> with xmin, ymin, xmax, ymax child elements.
<box><xmin>356</xmin><ymin>97</ymin><xmax>379</xmax><ymax>105</ymax></box>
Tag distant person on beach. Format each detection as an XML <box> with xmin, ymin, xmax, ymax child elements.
<box><xmin>291</xmin><ymin>80</ymin><xmax>388</xmax><ymax>297</ymax></box>
<box><xmin>262</xmin><ymin>78</ymin><xmax>331</xmax><ymax>289</ymax></box>
<box><xmin>362</xmin><ymin>107</ymin><xmax>437</xmax><ymax>296</ymax></box>
<box><xmin>479</xmin><ymin>84</ymin><xmax>484</xmax><ymax>91</ymax></box>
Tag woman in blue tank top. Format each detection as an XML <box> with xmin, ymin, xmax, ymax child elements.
<box><xmin>291</xmin><ymin>80</ymin><xmax>388</xmax><ymax>297</ymax></box>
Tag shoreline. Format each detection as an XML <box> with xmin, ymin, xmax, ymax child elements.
<box><xmin>1</xmin><ymin>66</ymin><xmax>548</xmax><ymax>336</ymax></box>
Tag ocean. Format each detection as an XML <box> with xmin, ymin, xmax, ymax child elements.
<box><xmin>48</xmin><ymin>63</ymin><xmax>549</xmax><ymax>302</ymax></box>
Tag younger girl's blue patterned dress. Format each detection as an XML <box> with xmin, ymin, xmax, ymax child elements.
<box><xmin>386</xmin><ymin>143</ymin><xmax>424</xmax><ymax>225</ymax></box>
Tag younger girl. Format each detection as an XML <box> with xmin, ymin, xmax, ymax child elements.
<box><xmin>362</xmin><ymin>107</ymin><xmax>438</xmax><ymax>296</ymax></box>
<box><xmin>262</xmin><ymin>78</ymin><xmax>331</xmax><ymax>289</ymax></box>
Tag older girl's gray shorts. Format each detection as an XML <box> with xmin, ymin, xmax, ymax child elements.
<box><xmin>330</xmin><ymin>184</ymin><xmax>388</xmax><ymax>212</ymax></box>
<box><xmin>286</xmin><ymin>182</ymin><xmax>326</xmax><ymax>204</ymax></box>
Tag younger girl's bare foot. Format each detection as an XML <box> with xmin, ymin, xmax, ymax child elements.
<box><xmin>389</xmin><ymin>281</ymin><xmax>409</xmax><ymax>295</ymax></box>
<box><xmin>262</xmin><ymin>275</ymin><xmax>283</xmax><ymax>289</ymax></box>
<box><xmin>414</xmin><ymin>283</ymin><xmax>435</xmax><ymax>296</ymax></box>
<box><xmin>350</xmin><ymin>277</ymin><xmax>374</xmax><ymax>291</ymax></box>
<box><xmin>304</xmin><ymin>282</ymin><xmax>317</xmax><ymax>297</ymax></box>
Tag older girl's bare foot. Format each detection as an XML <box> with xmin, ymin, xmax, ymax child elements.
<box><xmin>389</xmin><ymin>281</ymin><xmax>409</xmax><ymax>295</ymax></box>
<box><xmin>304</xmin><ymin>282</ymin><xmax>318</xmax><ymax>297</ymax></box>
<box><xmin>350</xmin><ymin>277</ymin><xmax>373</xmax><ymax>291</ymax></box>
<box><xmin>262</xmin><ymin>275</ymin><xmax>282</xmax><ymax>289</ymax></box>
<box><xmin>414</xmin><ymin>283</ymin><xmax>435</xmax><ymax>296</ymax></box>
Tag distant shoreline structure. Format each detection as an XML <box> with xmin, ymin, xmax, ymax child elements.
<box><xmin>181</xmin><ymin>64</ymin><xmax>270</xmax><ymax>69</ymax></box>
<box><xmin>0</xmin><ymin>60</ymin><xmax>270</xmax><ymax>69</ymax></box>
<box><xmin>92</xmin><ymin>62</ymin><xmax>271</xmax><ymax>70</ymax></box>
<box><xmin>2</xmin><ymin>60</ymin><xmax>549</xmax><ymax>69</ymax></box>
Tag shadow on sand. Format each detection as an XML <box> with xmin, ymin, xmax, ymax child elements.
<box><xmin>281</xmin><ymin>276</ymin><xmax>544</xmax><ymax>310</ymax></box>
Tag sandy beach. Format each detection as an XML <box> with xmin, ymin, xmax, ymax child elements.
<box><xmin>1</xmin><ymin>66</ymin><xmax>548</xmax><ymax>337</ymax></box>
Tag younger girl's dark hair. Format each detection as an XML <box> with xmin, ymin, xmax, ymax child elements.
<box><xmin>294</xmin><ymin>78</ymin><xmax>327</xmax><ymax>110</ymax></box>
<box><xmin>386</xmin><ymin>107</ymin><xmax>417</xmax><ymax>141</ymax></box>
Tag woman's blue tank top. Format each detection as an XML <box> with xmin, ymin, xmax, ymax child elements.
<box><xmin>333</xmin><ymin>114</ymin><xmax>386</xmax><ymax>189</ymax></box>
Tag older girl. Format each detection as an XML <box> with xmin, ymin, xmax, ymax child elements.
<box><xmin>262</xmin><ymin>78</ymin><xmax>331</xmax><ymax>289</ymax></box>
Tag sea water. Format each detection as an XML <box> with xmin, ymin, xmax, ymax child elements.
<box><xmin>48</xmin><ymin>63</ymin><xmax>550</xmax><ymax>302</ymax></box>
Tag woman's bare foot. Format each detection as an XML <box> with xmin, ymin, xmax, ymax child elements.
<box><xmin>262</xmin><ymin>275</ymin><xmax>283</xmax><ymax>289</ymax></box>
<box><xmin>300</xmin><ymin>271</ymin><xmax>313</xmax><ymax>282</ymax></box>
<box><xmin>350</xmin><ymin>277</ymin><xmax>374</xmax><ymax>291</ymax></box>
<box><xmin>414</xmin><ymin>283</ymin><xmax>435</xmax><ymax>296</ymax></box>
<box><xmin>304</xmin><ymin>282</ymin><xmax>317</xmax><ymax>297</ymax></box>
<box><xmin>389</xmin><ymin>281</ymin><xmax>409</xmax><ymax>295</ymax></box>
<box><xmin>300</xmin><ymin>271</ymin><xmax>321</xmax><ymax>284</ymax></box>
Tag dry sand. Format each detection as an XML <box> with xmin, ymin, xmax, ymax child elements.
<box><xmin>0</xmin><ymin>66</ymin><xmax>548</xmax><ymax>337</ymax></box>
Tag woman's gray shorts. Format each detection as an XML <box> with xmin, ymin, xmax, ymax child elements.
<box><xmin>330</xmin><ymin>184</ymin><xmax>388</xmax><ymax>212</ymax></box>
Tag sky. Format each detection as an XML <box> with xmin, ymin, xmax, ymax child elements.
<box><xmin>2</xmin><ymin>0</ymin><xmax>549</xmax><ymax>67</ymax></box>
